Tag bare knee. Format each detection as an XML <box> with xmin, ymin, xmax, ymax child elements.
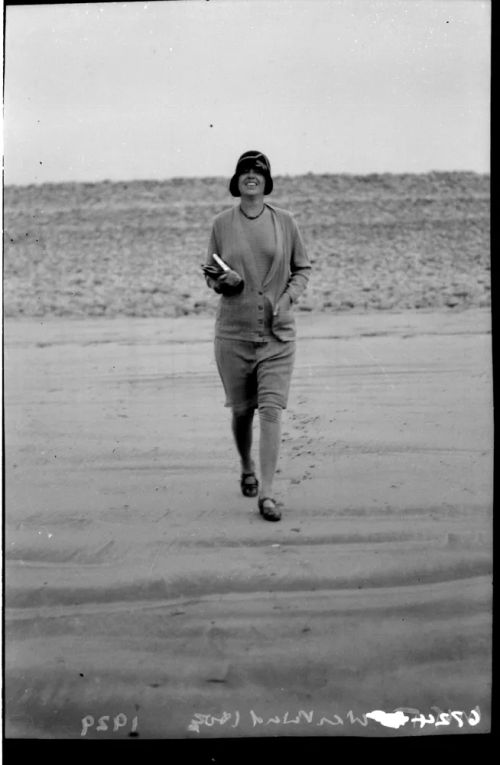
<box><xmin>232</xmin><ymin>406</ymin><xmax>255</xmax><ymax>423</ymax></box>
<box><xmin>258</xmin><ymin>404</ymin><xmax>282</xmax><ymax>424</ymax></box>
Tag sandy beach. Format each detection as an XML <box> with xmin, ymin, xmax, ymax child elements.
<box><xmin>4</xmin><ymin>307</ymin><xmax>492</xmax><ymax>738</ymax></box>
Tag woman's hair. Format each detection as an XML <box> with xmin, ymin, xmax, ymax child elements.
<box><xmin>229</xmin><ymin>150</ymin><xmax>274</xmax><ymax>197</ymax></box>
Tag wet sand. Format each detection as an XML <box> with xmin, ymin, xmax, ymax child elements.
<box><xmin>4</xmin><ymin>309</ymin><xmax>492</xmax><ymax>738</ymax></box>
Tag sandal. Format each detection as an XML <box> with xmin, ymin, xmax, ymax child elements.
<box><xmin>241</xmin><ymin>472</ymin><xmax>259</xmax><ymax>498</ymax></box>
<box><xmin>258</xmin><ymin>497</ymin><xmax>282</xmax><ymax>522</ymax></box>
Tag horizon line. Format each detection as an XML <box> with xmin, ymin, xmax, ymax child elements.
<box><xmin>4</xmin><ymin>168</ymin><xmax>490</xmax><ymax>190</ymax></box>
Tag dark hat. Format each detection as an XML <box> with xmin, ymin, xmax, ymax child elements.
<box><xmin>229</xmin><ymin>150</ymin><xmax>273</xmax><ymax>197</ymax></box>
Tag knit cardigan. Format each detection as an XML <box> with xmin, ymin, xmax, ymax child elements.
<box><xmin>206</xmin><ymin>203</ymin><xmax>311</xmax><ymax>342</ymax></box>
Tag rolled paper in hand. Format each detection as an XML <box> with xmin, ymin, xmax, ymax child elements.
<box><xmin>212</xmin><ymin>253</ymin><xmax>230</xmax><ymax>272</ymax></box>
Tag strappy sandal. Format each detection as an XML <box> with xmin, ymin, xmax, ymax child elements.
<box><xmin>241</xmin><ymin>472</ymin><xmax>259</xmax><ymax>498</ymax></box>
<box><xmin>258</xmin><ymin>497</ymin><xmax>282</xmax><ymax>522</ymax></box>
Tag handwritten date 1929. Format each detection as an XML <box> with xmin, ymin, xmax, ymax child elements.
<box><xmin>81</xmin><ymin>714</ymin><xmax>138</xmax><ymax>737</ymax></box>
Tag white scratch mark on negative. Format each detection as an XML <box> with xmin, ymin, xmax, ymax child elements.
<box><xmin>366</xmin><ymin>710</ymin><xmax>410</xmax><ymax>729</ymax></box>
<box><xmin>148</xmin><ymin>548</ymin><xmax>161</xmax><ymax>577</ymax></box>
<box><xmin>360</xmin><ymin>346</ymin><xmax>396</xmax><ymax>391</ymax></box>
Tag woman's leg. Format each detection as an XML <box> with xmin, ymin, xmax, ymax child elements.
<box><xmin>255</xmin><ymin>339</ymin><xmax>294</xmax><ymax>504</ymax></box>
<box><xmin>231</xmin><ymin>408</ymin><xmax>256</xmax><ymax>475</ymax></box>
<box><xmin>258</xmin><ymin>404</ymin><xmax>282</xmax><ymax>499</ymax></box>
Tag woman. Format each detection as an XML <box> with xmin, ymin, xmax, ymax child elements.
<box><xmin>204</xmin><ymin>150</ymin><xmax>311</xmax><ymax>521</ymax></box>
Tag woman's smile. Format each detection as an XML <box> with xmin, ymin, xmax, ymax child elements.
<box><xmin>238</xmin><ymin>169</ymin><xmax>265</xmax><ymax>194</ymax></box>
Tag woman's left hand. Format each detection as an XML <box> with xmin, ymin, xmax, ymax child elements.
<box><xmin>273</xmin><ymin>293</ymin><xmax>291</xmax><ymax>316</ymax></box>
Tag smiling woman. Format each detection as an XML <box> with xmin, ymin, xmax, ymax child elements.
<box><xmin>204</xmin><ymin>150</ymin><xmax>312</xmax><ymax>522</ymax></box>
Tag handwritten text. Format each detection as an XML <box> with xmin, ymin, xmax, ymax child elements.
<box><xmin>187</xmin><ymin>706</ymin><xmax>481</xmax><ymax>733</ymax></box>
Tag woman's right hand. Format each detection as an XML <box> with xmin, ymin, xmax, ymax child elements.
<box><xmin>212</xmin><ymin>268</ymin><xmax>244</xmax><ymax>296</ymax></box>
<box><xmin>218</xmin><ymin>269</ymin><xmax>243</xmax><ymax>288</ymax></box>
<box><xmin>206</xmin><ymin>275</ymin><xmax>223</xmax><ymax>292</ymax></box>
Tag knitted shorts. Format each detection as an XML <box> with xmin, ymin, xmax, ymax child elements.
<box><xmin>214</xmin><ymin>336</ymin><xmax>296</xmax><ymax>412</ymax></box>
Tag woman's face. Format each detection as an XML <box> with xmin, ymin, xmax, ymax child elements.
<box><xmin>237</xmin><ymin>165</ymin><xmax>266</xmax><ymax>197</ymax></box>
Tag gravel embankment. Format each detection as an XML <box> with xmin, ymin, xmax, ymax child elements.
<box><xmin>3</xmin><ymin>172</ymin><xmax>490</xmax><ymax>318</ymax></box>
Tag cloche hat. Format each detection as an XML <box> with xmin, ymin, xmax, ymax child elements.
<box><xmin>229</xmin><ymin>150</ymin><xmax>274</xmax><ymax>197</ymax></box>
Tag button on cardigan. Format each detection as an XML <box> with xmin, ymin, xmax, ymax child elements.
<box><xmin>206</xmin><ymin>203</ymin><xmax>312</xmax><ymax>342</ymax></box>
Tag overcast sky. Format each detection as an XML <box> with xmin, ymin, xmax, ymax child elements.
<box><xmin>3</xmin><ymin>0</ymin><xmax>491</xmax><ymax>185</ymax></box>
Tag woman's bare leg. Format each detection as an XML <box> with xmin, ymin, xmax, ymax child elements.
<box><xmin>231</xmin><ymin>408</ymin><xmax>256</xmax><ymax>474</ymax></box>
<box><xmin>258</xmin><ymin>405</ymin><xmax>282</xmax><ymax>499</ymax></box>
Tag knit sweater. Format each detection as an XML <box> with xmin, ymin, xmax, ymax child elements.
<box><xmin>206</xmin><ymin>203</ymin><xmax>311</xmax><ymax>342</ymax></box>
<box><xmin>239</xmin><ymin>207</ymin><xmax>276</xmax><ymax>286</ymax></box>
